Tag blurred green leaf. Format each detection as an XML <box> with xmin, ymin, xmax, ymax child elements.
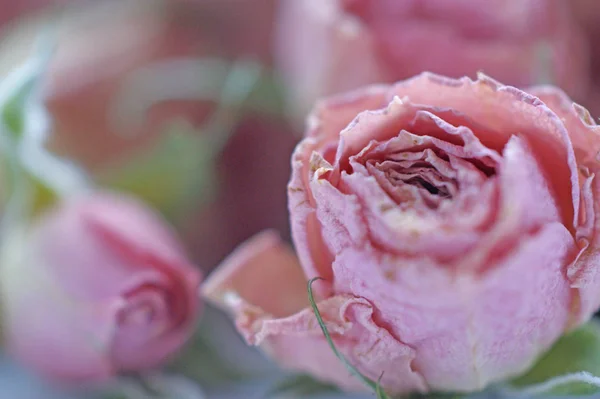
<box><xmin>266</xmin><ymin>374</ymin><xmax>339</xmax><ymax>398</ymax></box>
<box><xmin>99</xmin><ymin>59</ymin><xmax>264</xmax><ymax>220</ymax></box>
<box><xmin>1</xmin><ymin>79</ymin><xmax>33</xmax><ymax>139</ymax></box>
<box><xmin>168</xmin><ymin>330</ymin><xmax>248</xmax><ymax>386</ymax></box>
<box><xmin>98</xmin><ymin>394</ymin><xmax>128</xmax><ymax>399</ymax></box>
<box><xmin>0</xmin><ymin>27</ymin><xmax>89</xmax><ymax>225</ymax></box>
<box><xmin>167</xmin><ymin>305</ymin><xmax>265</xmax><ymax>388</ymax></box>
<box><xmin>98</xmin><ymin>121</ymin><xmax>216</xmax><ymax>221</ymax></box>
<box><xmin>29</xmin><ymin>173</ymin><xmax>60</xmax><ymax>216</ymax></box>
<box><xmin>109</xmin><ymin>58</ymin><xmax>229</xmax><ymax>135</ymax></box>
<box><xmin>109</xmin><ymin>58</ymin><xmax>282</xmax><ymax>135</ymax></box>
<box><xmin>0</xmin><ymin>31</ymin><xmax>55</xmax><ymax>224</ymax></box>
<box><xmin>511</xmin><ymin>321</ymin><xmax>600</xmax><ymax>396</ymax></box>
<box><xmin>96</xmin><ymin>374</ymin><xmax>206</xmax><ymax>399</ymax></box>
<box><xmin>0</xmin><ymin>36</ymin><xmax>51</xmax><ymax>144</ymax></box>
<box><xmin>408</xmin><ymin>393</ymin><xmax>466</xmax><ymax>399</ymax></box>
<box><xmin>243</xmin><ymin>71</ymin><xmax>285</xmax><ymax>117</ymax></box>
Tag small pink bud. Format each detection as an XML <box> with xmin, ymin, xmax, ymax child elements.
<box><xmin>0</xmin><ymin>192</ymin><xmax>202</xmax><ymax>383</ymax></box>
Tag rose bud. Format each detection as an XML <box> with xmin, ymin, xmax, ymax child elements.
<box><xmin>0</xmin><ymin>193</ymin><xmax>202</xmax><ymax>382</ymax></box>
<box><xmin>203</xmin><ymin>73</ymin><xmax>600</xmax><ymax>395</ymax></box>
<box><xmin>275</xmin><ymin>0</ymin><xmax>590</xmax><ymax>123</ymax></box>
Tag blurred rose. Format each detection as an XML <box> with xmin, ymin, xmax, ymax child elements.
<box><xmin>17</xmin><ymin>0</ymin><xmax>296</xmax><ymax>270</ymax></box>
<box><xmin>0</xmin><ymin>193</ymin><xmax>202</xmax><ymax>382</ymax></box>
<box><xmin>275</xmin><ymin>0</ymin><xmax>589</xmax><ymax>123</ymax></box>
<box><xmin>570</xmin><ymin>0</ymin><xmax>600</xmax><ymax>118</ymax></box>
<box><xmin>44</xmin><ymin>0</ymin><xmax>213</xmax><ymax>167</ymax></box>
<box><xmin>43</xmin><ymin>0</ymin><xmax>276</xmax><ymax>167</ymax></box>
<box><xmin>571</xmin><ymin>0</ymin><xmax>600</xmax><ymax>39</ymax></box>
<box><xmin>0</xmin><ymin>0</ymin><xmax>63</xmax><ymax>28</ymax></box>
<box><xmin>181</xmin><ymin>116</ymin><xmax>296</xmax><ymax>267</ymax></box>
<box><xmin>204</xmin><ymin>73</ymin><xmax>600</xmax><ymax>394</ymax></box>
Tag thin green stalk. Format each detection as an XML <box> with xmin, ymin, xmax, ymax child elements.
<box><xmin>307</xmin><ymin>277</ymin><xmax>391</xmax><ymax>399</ymax></box>
<box><xmin>202</xmin><ymin>59</ymin><xmax>263</xmax><ymax>152</ymax></box>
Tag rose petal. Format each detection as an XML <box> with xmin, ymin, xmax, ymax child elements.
<box><xmin>528</xmin><ymin>86</ymin><xmax>600</xmax><ymax>166</ymax></box>
<box><xmin>223</xmin><ymin>292</ymin><xmax>428</xmax><ymax>394</ymax></box>
<box><xmin>458</xmin><ymin>135</ymin><xmax>563</xmax><ymax>272</ymax></box>
<box><xmin>331</xmin><ymin>222</ymin><xmax>574</xmax><ymax>391</ymax></box>
<box><xmin>528</xmin><ymin>87</ymin><xmax>600</xmax><ymax>323</ymax></box>
<box><xmin>111</xmin><ymin>287</ymin><xmax>171</xmax><ymax>370</ymax></box>
<box><xmin>275</xmin><ymin>0</ymin><xmax>387</xmax><ymax>123</ymax></box>
<box><xmin>202</xmin><ymin>230</ymin><xmax>310</xmax><ymax>317</ymax></box>
<box><xmin>254</xmin><ymin>296</ymin><xmax>427</xmax><ymax>394</ymax></box>
<box><xmin>389</xmin><ymin>73</ymin><xmax>580</xmax><ymax>232</ymax></box>
<box><xmin>202</xmin><ymin>231</ymin><xmax>427</xmax><ymax>394</ymax></box>
<box><xmin>0</xmin><ymin>229</ymin><xmax>123</xmax><ymax>381</ymax></box>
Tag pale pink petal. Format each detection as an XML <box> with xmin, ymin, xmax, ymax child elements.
<box><xmin>331</xmin><ymin>222</ymin><xmax>574</xmax><ymax>391</ymax></box>
<box><xmin>458</xmin><ymin>135</ymin><xmax>565</xmax><ymax>273</ymax></box>
<box><xmin>529</xmin><ymin>86</ymin><xmax>600</xmax><ymax>169</ymax></box>
<box><xmin>80</xmin><ymin>194</ymin><xmax>190</xmax><ymax>265</ymax></box>
<box><xmin>202</xmin><ymin>230</ymin><xmax>310</xmax><ymax>317</ymax></box>
<box><xmin>471</xmin><ymin>222</ymin><xmax>574</xmax><ymax>385</ymax></box>
<box><xmin>276</xmin><ymin>0</ymin><xmax>589</xmax><ymax>122</ymax></box>
<box><xmin>275</xmin><ymin>0</ymin><xmax>387</xmax><ymax>123</ymax></box>
<box><xmin>229</xmin><ymin>294</ymin><xmax>427</xmax><ymax>394</ymax></box>
<box><xmin>289</xmin><ymin>87</ymin><xmax>389</xmax><ymax>293</ymax></box>
<box><xmin>31</xmin><ymin>193</ymin><xmax>200</xmax><ymax>303</ymax></box>
<box><xmin>202</xmin><ymin>232</ymin><xmax>428</xmax><ymax>394</ymax></box>
<box><xmin>528</xmin><ymin>87</ymin><xmax>600</xmax><ymax>323</ymax></box>
<box><xmin>1</xmin><ymin>230</ymin><xmax>122</xmax><ymax>381</ymax></box>
<box><xmin>289</xmin><ymin>138</ymin><xmax>336</xmax><ymax>292</ymax></box>
<box><xmin>371</xmin><ymin>4</ymin><xmax>589</xmax><ymax>99</ymax></box>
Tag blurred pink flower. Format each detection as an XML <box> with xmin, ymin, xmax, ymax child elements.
<box><xmin>45</xmin><ymin>0</ymin><xmax>277</xmax><ymax>167</ymax></box>
<box><xmin>204</xmin><ymin>73</ymin><xmax>600</xmax><ymax>394</ymax></box>
<box><xmin>44</xmin><ymin>1</ymin><xmax>215</xmax><ymax>167</ymax></box>
<box><xmin>570</xmin><ymin>0</ymin><xmax>600</xmax><ymax>118</ymax></box>
<box><xmin>36</xmin><ymin>0</ymin><xmax>296</xmax><ymax>271</ymax></box>
<box><xmin>0</xmin><ymin>0</ymin><xmax>63</xmax><ymax>28</ymax></box>
<box><xmin>180</xmin><ymin>116</ymin><xmax>297</xmax><ymax>268</ymax></box>
<box><xmin>0</xmin><ymin>193</ymin><xmax>202</xmax><ymax>382</ymax></box>
<box><xmin>275</xmin><ymin>0</ymin><xmax>589</xmax><ymax>122</ymax></box>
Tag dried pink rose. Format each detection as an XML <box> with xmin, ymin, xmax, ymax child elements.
<box><xmin>0</xmin><ymin>193</ymin><xmax>202</xmax><ymax>382</ymax></box>
<box><xmin>204</xmin><ymin>73</ymin><xmax>600</xmax><ymax>394</ymax></box>
<box><xmin>275</xmin><ymin>0</ymin><xmax>589</xmax><ymax>123</ymax></box>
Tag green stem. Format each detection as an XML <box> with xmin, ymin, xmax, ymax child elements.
<box><xmin>202</xmin><ymin>59</ymin><xmax>263</xmax><ymax>153</ymax></box>
<box><xmin>307</xmin><ymin>277</ymin><xmax>391</xmax><ymax>399</ymax></box>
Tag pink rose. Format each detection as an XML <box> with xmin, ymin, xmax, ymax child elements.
<box><xmin>275</xmin><ymin>0</ymin><xmax>589</xmax><ymax>122</ymax></box>
<box><xmin>0</xmin><ymin>193</ymin><xmax>202</xmax><ymax>382</ymax></box>
<box><xmin>204</xmin><ymin>73</ymin><xmax>600</xmax><ymax>394</ymax></box>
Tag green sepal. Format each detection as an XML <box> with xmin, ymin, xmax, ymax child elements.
<box><xmin>511</xmin><ymin>321</ymin><xmax>600</xmax><ymax>396</ymax></box>
<box><xmin>266</xmin><ymin>374</ymin><xmax>340</xmax><ymax>398</ymax></box>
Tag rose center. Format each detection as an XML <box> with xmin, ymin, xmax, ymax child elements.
<box><xmin>119</xmin><ymin>303</ymin><xmax>156</xmax><ymax>326</ymax></box>
<box><xmin>116</xmin><ymin>286</ymin><xmax>171</xmax><ymax>337</ymax></box>
<box><xmin>406</xmin><ymin>176</ymin><xmax>449</xmax><ymax>197</ymax></box>
<box><xmin>362</xmin><ymin>147</ymin><xmax>464</xmax><ymax>210</ymax></box>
